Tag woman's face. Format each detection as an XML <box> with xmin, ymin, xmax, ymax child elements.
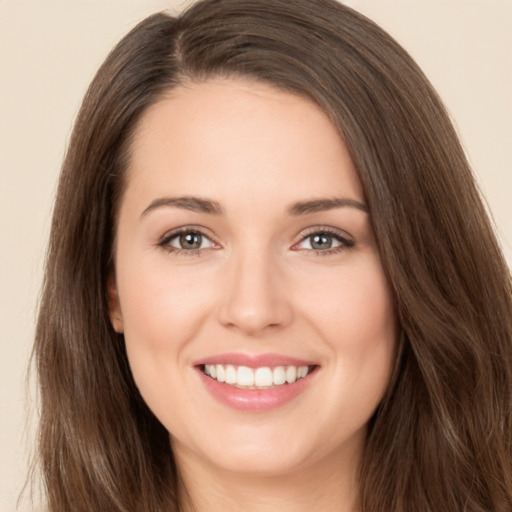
<box><xmin>109</xmin><ymin>79</ymin><xmax>396</xmax><ymax>478</ymax></box>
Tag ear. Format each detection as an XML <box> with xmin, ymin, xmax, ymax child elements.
<box><xmin>107</xmin><ymin>272</ymin><xmax>124</xmax><ymax>333</ymax></box>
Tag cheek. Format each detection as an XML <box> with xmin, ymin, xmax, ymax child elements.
<box><xmin>117</xmin><ymin>272</ymin><xmax>217</xmax><ymax>437</ymax></box>
<box><xmin>116</xmin><ymin>258</ymin><xmax>217</xmax><ymax>395</ymax></box>
<box><xmin>303</xmin><ymin>257</ymin><xmax>396</xmax><ymax>347</ymax></box>
<box><xmin>118</xmin><ymin>256</ymin><xmax>214</xmax><ymax>340</ymax></box>
<box><xmin>300</xmin><ymin>258</ymin><xmax>396</xmax><ymax>409</ymax></box>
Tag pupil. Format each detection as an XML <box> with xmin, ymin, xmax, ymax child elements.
<box><xmin>311</xmin><ymin>234</ymin><xmax>332</xmax><ymax>250</ymax></box>
<box><xmin>180</xmin><ymin>232</ymin><xmax>202</xmax><ymax>249</ymax></box>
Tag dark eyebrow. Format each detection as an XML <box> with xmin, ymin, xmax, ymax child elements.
<box><xmin>287</xmin><ymin>197</ymin><xmax>368</xmax><ymax>215</ymax></box>
<box><xmin>141</xmin><ymin>196</ymin><xmax>223</xmax><ymax>217</ymax></box>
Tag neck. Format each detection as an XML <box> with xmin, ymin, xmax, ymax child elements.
<box><xmin>174</xmin><ymin>438</ymin><xmax>362</xmax><ymax>512</ymax></box>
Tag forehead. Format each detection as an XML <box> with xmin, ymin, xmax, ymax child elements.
<box><xmin>124</xmin><ymin>78</ymin><xmax>364</xmax><ymax>209</ymax></box>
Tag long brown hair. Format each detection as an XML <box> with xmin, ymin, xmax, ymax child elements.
<box><xmin>33</xmin><ymin>0</ymin><xmax>512</xmax><ymax>510</ymax></box>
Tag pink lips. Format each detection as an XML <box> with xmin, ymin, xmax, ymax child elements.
<box><xmin>194</xmin><ymin>353</ymin><xmax>316</xmax><ymax>368</ymax></box>
<box><xmin>194</xmin><ymin>353</ymin><xmax>319</xmax><ymax>412</ymax></box>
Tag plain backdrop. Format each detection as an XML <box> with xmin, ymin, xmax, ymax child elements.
<box><xmin>1</xmin><ymin>1</ymin><xmax>511</xmax><ymax>510</ymax></box>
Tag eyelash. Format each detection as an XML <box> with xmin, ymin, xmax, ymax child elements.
<box><xmin>157</xmin><ymin>227</ymin><xmax>218</xmax><ymax>256</ymax></box>
<box><xmin>293</xmin><ymin>227</ymin><xmax>355</xmax><ymax>256</ymax></box>
<box><xmin>157</xmin><ymin>226</ymin><xmax>355</xmax><ymax>256</ymax></box>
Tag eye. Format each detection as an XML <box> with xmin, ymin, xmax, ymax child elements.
<box><xmin>301</xmin><ymin>233</ymin><xmax>340</xmax><ymax>250</ymax></box>
<box><xmin>159</xmin><ymin>229</ymin><xmax>217</xmax><ymax>253</ymax></box>
<box><xmin>294</xmin><ymin>229</ymin><xmax>355</xmax><ymax>254</ymax></box>
<box><xmin>172</xmin><ymin>232</ymin><xmax>208</xmax><ymax>250</ymax></box>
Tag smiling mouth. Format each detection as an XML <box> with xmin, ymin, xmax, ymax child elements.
<box><xmin>200</xmin><ymin>364</ymin><xmax>317</xmax><ymax>389</ymax></box>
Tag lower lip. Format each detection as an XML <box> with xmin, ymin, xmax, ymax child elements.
<box><xmin>196</xmin><ymin>367</ymin><xmax>317</xmax><ymax>412</ymax></box>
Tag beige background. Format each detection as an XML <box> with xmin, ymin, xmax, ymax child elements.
<box><xmin>1</xmin><ymin>1</ymin><xmax>510</xmax><ymax>510</ymax></box>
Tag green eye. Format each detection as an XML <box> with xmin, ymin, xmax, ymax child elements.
<box><xmin>177</xmin><ymin>232</ymin><xmax>203</xmax><ymax>250</ymax></box>
<box><xmin>300</xmin><ymin>233</ymin><xmax>342</xmax><ymax>251</ymax></box>
<box><xmin>295</xmin><ymin>230</ymin><xmax>355</xmax><ymax>254</ymax></box>
<box><xmin>309</xmin><ymin>234</ymin><xmax>335</xmax><ymax>250</ymax></box>
<box><xmin>161</xmin><ymin>230</ymin><xmax>215</xmax><ymax>252</ymax></box>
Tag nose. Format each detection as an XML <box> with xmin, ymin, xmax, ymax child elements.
<box><xmin>217</xmin><ymin>249</ymin><xmax>293</xmax><ymax>336</ymax></box>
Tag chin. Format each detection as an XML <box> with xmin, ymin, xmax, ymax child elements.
<box><xmin>205</xmin><ymin>444</ymin><xmax>313</xmax><ymax>478</ymax></box>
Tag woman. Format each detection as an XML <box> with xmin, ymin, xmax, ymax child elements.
<box><xmin>33</xmin><ymin>0</ymin><xmax>512</xmax><ymax>510</ymax></box>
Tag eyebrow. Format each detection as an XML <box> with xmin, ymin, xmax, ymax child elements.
<box><xmin>287</xmin><ymin>197</ymin><xmax>368</xmax><ymax>215</ymax></box>
<box><xmin>141</xmin><ymin>196</ymin><xmax>223</xmax><ymax>217</ymax></box>
<box><xmin>140</xmin><ymin>195</ymin><xmax>368</xmax><ymax>218</ymax></box>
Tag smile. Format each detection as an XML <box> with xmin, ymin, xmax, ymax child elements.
<box><xmin>195</xmin><ymin>354</ymin><xmax>319</xmax><ymax>411</ymax></box>
<box><xmin>202</xmin><ymin>364</ymin><xmax>313</xmax><ymax>389</ymax></box>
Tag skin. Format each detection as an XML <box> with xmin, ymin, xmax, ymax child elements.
<box><xmin>109</xmin><ymin>78</ymin><xmax>397</xmax><ymax>512</ymax></box>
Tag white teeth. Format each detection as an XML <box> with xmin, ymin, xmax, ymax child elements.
<box><xmin>225</xmin><ymin>365</ymin><xmax>237</xmax><ymax>384</ymax></box>
<box><xmin>255</xmin><ymin>367</ymin><xmax>273</xmax><ymax>387</ymax></box>
<box><xmin>202</xmin><ymin>364</ymin><xmax>313</xmax><ymax>388</ymax></box>
<box><xmin>297</xmin><ymin>366</ymin><xmax>308</xmax><ymax>378</ymax></box>
<box><xmin>204</xmin><ymin>364</ymin><xmax>217</xmax><ymax>378</ymax></box>
<box><xmin>273</xmin><ymin>366</ymin><xmax>286</xmax><ymax>385</ymax></box>
<box><xmin>237</xmin><ymin>366</ymin><xmax>255</xmax><ymax>386</ymax></box>
<box><xmin>285</xmin><ymin>365</ymin><xmax>297</xmax><ymax>383</ymax></box>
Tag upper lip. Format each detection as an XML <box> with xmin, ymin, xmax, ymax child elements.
<box><xmin>193</xmin><ymin>353</ymin><xmax>319</xmax><ymax>369</ymax></box>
